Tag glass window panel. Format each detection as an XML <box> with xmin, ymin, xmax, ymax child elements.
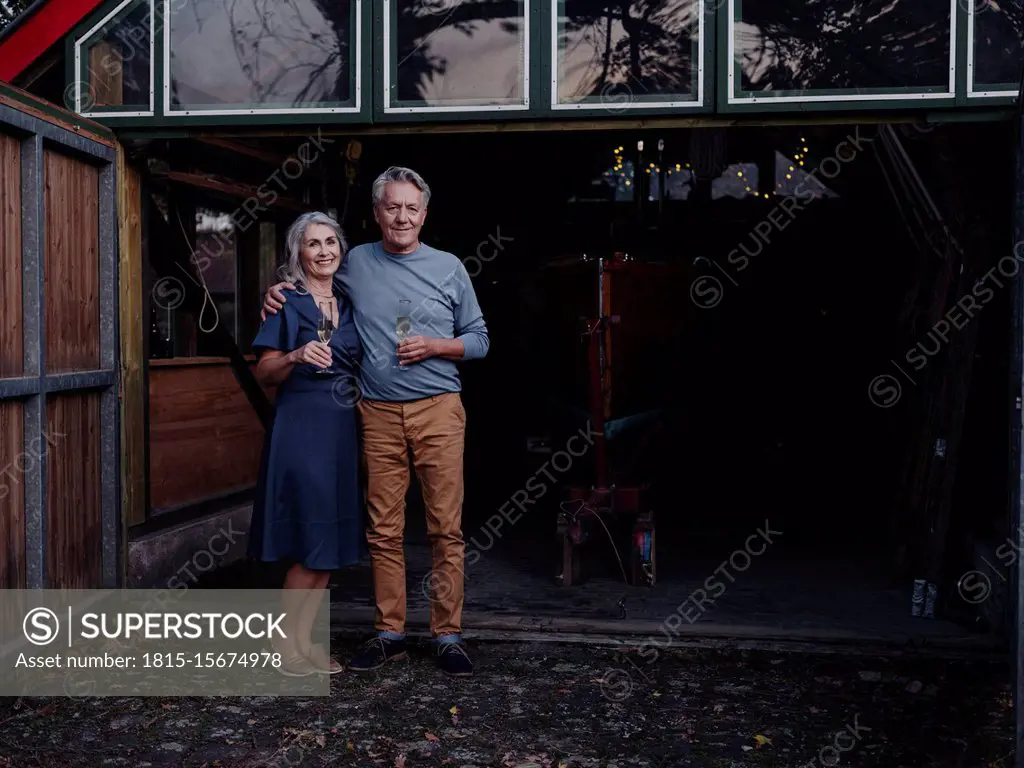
<box><xmin>648</xmin><ymin>164</ymin><xmax>693</xmax><ymax>200</ymax></box>
<box><xmin>774</xmin><ymin>150</ymin><xmax>837</xmax><ymax>198</ymax></box>
<box><xmin>79</xmin><ymin>0</ymin><xmax>152</xmax><ymax>111</ymax></box>
<box><xmin>734</xmin><ymin>0</ymin><xmax>952</xmax><ymax>97</ymax></box>
<box><xmin>712</xmin><ymin>163</ymin><xmax>757</xmax><ymax>200</ymax></box>
<box><xmin>972</xmin><ymin>0</ymin><xmax>1024</xmax><ymax>89</ymax></box>
<box><xmin>168</xmin><ymin>0</ymin><xmax>355</xmax><ymax>111</ymax></box>
<box><xmin>391</xmin><ymin>0</ymin><xmax>527</xmax><ymax>108</ymax></box>
<box><xmin>555</xmin><ymin>0</ymin><xmax>700</xmax><ymax>106</ymax></box>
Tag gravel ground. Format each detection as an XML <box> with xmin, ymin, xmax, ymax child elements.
<box><xmin>0</xmin><ymin>637</ymin><xmax>1013</xmax><ymax>768</ymax></box>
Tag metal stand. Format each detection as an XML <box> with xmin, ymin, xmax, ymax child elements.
<box><xmin>556</xmin><ymin>254</ymin><xmax>656</xmax><ymax>588</ymax></box>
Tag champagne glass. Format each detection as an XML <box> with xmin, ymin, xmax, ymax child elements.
<box><xmin>395</xmin><ymin>299</ymin><xmax>412</xmax><ymax>371</ymax></box>
<box><xmin>316</xmin><ymin>301</ymin><xmax>335</xmax><ymax>375</ymax></box>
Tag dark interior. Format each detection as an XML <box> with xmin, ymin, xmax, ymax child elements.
<box><xmin>160</xmin><ymin>123</ymin><xmax>1014</xmax><ymax>638</ymax></box>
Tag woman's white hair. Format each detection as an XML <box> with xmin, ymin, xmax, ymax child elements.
<box><xmin>278</xmin><ymin>211</ymin><xmax>348</xmax><ymax>289</ymax></box>
<box><xmin>371</xmin><ymin>166</ymin><xmax>431</xmax><ymax>208</ymax></box>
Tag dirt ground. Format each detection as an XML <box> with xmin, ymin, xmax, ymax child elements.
<box><xmin>0</xmin><ymin>637</ymin><xmax>1013</xmax><ymax>768</ymax></box>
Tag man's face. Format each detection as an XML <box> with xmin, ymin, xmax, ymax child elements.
<box><xmin>374</xmin><ymin>181</ymin><xmax>427</xmax><ymax>254</ymax></box>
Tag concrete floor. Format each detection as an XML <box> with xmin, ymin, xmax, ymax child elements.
<box><xmin>325</xmin><ymin>536</ymin><xmax>997</xmax><ymax>653</ymax></box>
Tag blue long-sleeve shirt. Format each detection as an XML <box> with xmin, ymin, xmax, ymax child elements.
<box><xmin>333</xmin><ymin>240</ymin><xmax>489</xmax><ymax>401</ymax></box>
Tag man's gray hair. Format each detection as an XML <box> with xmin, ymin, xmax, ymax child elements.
<box><xmin>278</xmin><ymin>211</ymin><xmax>348</xmax><ymax>289</ymax></box>
<box><xmin>371</xmin><ymin>166</ymin><xmax>431</xmax><ymax>208</ymax></box>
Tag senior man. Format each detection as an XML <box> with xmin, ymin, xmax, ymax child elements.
<box><xmin>262</xmin><ymin>166</ymin><xmax>488</xmax><ymax>677</ymax></box>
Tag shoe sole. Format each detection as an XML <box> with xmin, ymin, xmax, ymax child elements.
<box><xmin>441</xmin><ymin>669</ymin><xmax>473</xmax><ymax>678</ymax></box>
<box><xmin>277</xmin><ymin>666</ymin><xmax>316</xmax><ymax>678</ymax></box>
<box><xmin>346</xmin><ymin>650</ymin><xmax>409</xmax><ymax>673</ymax></box>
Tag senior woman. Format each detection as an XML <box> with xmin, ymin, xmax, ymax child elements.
<box><xmin>248</xmin><ymin>211</ymin><xmax>362</xmax><ymax>677</ymax></box>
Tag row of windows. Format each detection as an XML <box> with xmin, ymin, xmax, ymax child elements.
<box><xmin>73</xmin><ymin>0</ymin><xmax>1023</xmax><ymax>119</ymax></box>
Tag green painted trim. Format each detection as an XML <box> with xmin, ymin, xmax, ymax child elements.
<box><xmin>0</xmin><ymin>81</ymin><xmax>116</xmax><ymax>138</ymax></box>
<box><xmin>954</xmin><ymin>0</ymin><xmax>968</xmax><ymax>108</ymax></box>
<box><xmin>704</xmin><ymin>0</ymin><xmax>717</xmax><ymax>113</ymax></box>
<box><xmin>153</xmin><ymin>0</ymin><xmax>163</xmax><ymax>119</ymax></box>
<box><xmin>715</xmin><ymin>0</ymin><xmax>729</xmax><ymax>114</ymax></box>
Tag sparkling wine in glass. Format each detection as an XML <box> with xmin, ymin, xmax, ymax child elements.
<box><xmin>316</xmin><ymin>301</ymin><xmax>335</xmax><ymax>375</ymax></box>
<box><xmin>395</xmin><ymin>299</ymin><xmax>412</xmax><ymax>370</ymax></box>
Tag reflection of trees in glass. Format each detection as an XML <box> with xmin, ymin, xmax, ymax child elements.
<box><xmin>0</xmin><ymin>1</ymin><xmax>29</xmax><ymax>31</ymax></box>
<box><xmin>395</xmin><ymin>0</ymin><xmax>525</xmax><ymax>105</ymax></box>
<box><xmin>558</xmin><ymin>0</ymin><xmax>698</xmax><ymax>101</ymax></box>
<box><xmin>974</xmin><ymin>0</ymin><xmax>1024</xmax><ymax>86</ymax></box>
<box><xmin>170</xmin><ymin>0</ymin><xmax>350</xmax><ymax>108</ymax></box>
<box><xmin>737</xmin><ymin>0</ymin><xmax>951</xmax><ymax>92</ymax></box>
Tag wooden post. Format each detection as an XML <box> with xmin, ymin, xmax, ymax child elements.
<box><xmin>116</xmin><ymin>143</ymin><xmax>147</xmax><ymax>580</ymax></box>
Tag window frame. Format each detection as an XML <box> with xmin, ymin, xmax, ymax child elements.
<box><xmin>547</xmin><ymin>0</ymin><xmax>711</xmax><ymax>114</ymax></box>
<box><xmin>161</xmin><ymin>0</ymin><xmax>366</xmax><ymax>119</ymax></box>
<box><xmin>720</xmin><ymin>0</ymin><xmax>961</xmax><ymax>113</ymax></box>
<box><xmin>69</xmin><ymin>0</ymin><xmax>156</xmax><ymax>119</ymax></box>
<box><xmin>966</xmin><ymin>1</ymin><xmax>1021</xmax><ymax>100</ymax></box>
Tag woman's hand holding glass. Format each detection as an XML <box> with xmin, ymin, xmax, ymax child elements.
<box><xmin>289</xmin><ymin>339</ymin><xmax>333</xmax><ymax>371</ymax></box>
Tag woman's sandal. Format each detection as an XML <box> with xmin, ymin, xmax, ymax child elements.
<box><xmin>305</xmin><ymin>643</ymin><xmax>343</xmax><ymax>675</ymax></box>
<box><xmin>272</xmin><ymin>642</ymin><xmax>318</xmax><ymax>677</ymax></box>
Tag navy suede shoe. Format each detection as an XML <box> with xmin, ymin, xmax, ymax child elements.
<box><xmin>346</xmin><ymin>636</ymin><xmax>408</xmax><ymax>673</ymax></box>
<box><xmin>436</xmin><ymin>641</ymin><xmax>473</xmax><ymax>677</ymax></box>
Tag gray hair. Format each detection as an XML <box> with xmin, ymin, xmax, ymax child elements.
<box><xmin>278</xmin><ymin>211</ymin><xmax>348</xmax><ymax>289</ymax></box>
<box><xmin>371</xmin><ymin>166</ymin><xmax>431</xmax><ymax>208</ymax></box>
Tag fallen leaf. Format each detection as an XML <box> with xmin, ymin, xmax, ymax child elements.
<box><xmin>346</xmin><ymin>740</ymin><xmax>355</xmax><ymax>752</ymax></box>
<box><xmin>394</xmin><ymin>754</ymin><xmax>407</xmax><ymax>768</ymax></box>
<box><xmin>315</xmin><ymin>733</ymin><xmax>326</xmax><ymax>748</ymax></box>
<box><xmin>449</xmin><ymin>705</ymin><xmax>459</xmax><ymax>714</ymax></box>
<box><xmin>425</xmin><ymin>732</ymin><xmax>439</xmax><ymax>742</ymax></box>
<box><xmin>652</xmin><ymin>691</ymin><xmax>662</xmax><ymax>698</ymax></box>
<box><xmin>754</xmin><ymin>734</ymin><xmax>772</xmax><ymax>748</ymax></box>
<box><xmin>247</xmin><ymin>719</ymin><xmax>257</xmax><ymax>725</ymax></box>
<box><xmin>741</xmin><ymin>745</ymin><xmax>753</xmax><ymax>752</ymax></box>
<box><xmin>35</xmin><ymin>704</ymin><xmax>56</xmax><ymax>717</ymax></box>
<box><xmin>713</xmin><ymin>703</ymin><xmax>725</xmax><ymax>713</ymax></box>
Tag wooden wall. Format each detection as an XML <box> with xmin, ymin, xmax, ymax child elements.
<box><xmin>148</xmin><ymin>359</ymin><xmax>269</xmax><ymax>511</ymax></box>
<box><xmin>0</xmin><ymin>81</ymin><xmax>118</xmax><ymax>590</ymax></box>
<box><xmin>44</xmin><ymin>151</ymin><xmax>100</xmax><ymax>373</ymax></box>
<box><xmin>0</xmin><ymin>401</ymin><xmax>25</xmax><ymax>588</ymax></box>
<box><xmin>46</xmin><ymin>393</ymin><xmax>102</xmax><ymax>587</ymax></box>
<box><xmin>0</xmin><ymin>133</ymin><xmax>23</xmax><ymax>585</ymax></box>
<box><xmin>0</xmin><ymin>133</ymin><xmax>21</xmax><ymax>378</ymax></box>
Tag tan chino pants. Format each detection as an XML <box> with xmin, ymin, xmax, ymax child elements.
<box><xmin>358</xmin><ymin>393</ymin><xmax>466</xmax><ymax>638</ymax></box>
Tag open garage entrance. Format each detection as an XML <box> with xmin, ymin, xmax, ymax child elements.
<box><xmin>140</xmin><ymin>121</ymin><xmax>1014</xmax><ymax>651</ymax></box>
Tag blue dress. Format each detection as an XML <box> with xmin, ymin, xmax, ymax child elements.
<box><xmin>248</xmin><ymin>287</ymin><xmax>365</xmax><ymax>570</ymax></box>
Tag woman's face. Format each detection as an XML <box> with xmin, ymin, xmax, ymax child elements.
<box><xmin>300</xmin><ymin>222</ymin><xmax>342</xmax><ymax>281</ymax></box>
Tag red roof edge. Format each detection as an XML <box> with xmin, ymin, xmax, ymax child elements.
<box><xmin>0</xmin><ymin>0</ymin><xmax>106</xmax><ymax>83</ymax></box>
